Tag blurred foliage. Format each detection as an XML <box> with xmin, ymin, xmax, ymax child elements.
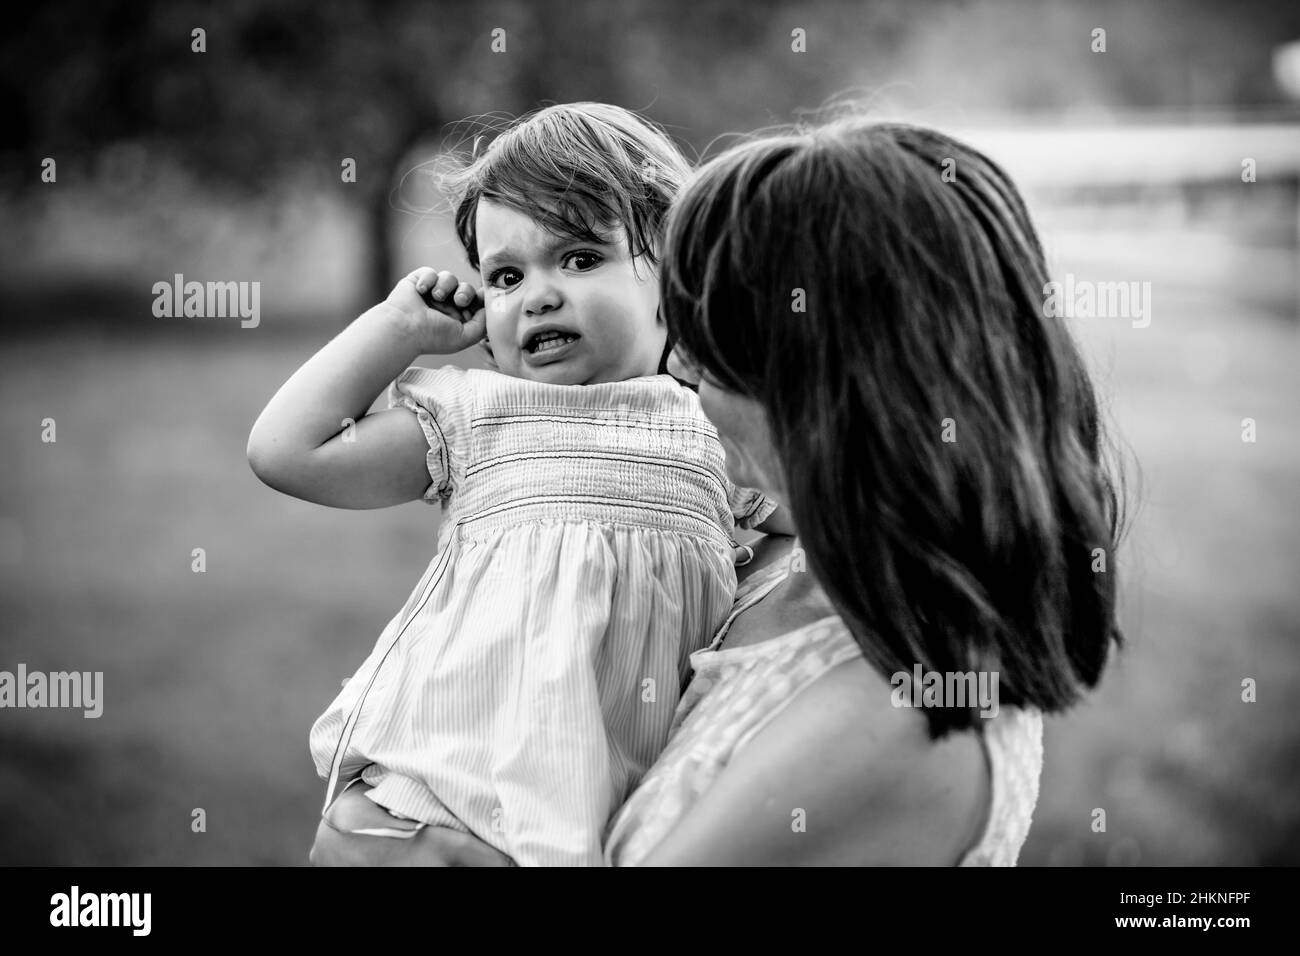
<box><xmin>3</xmin><ymin>0</ymin><xmax>1300</xmax><ymax>301</ymax></box>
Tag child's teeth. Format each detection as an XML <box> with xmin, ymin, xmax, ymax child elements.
<box><xmin>534</xmin><ymin>334</ymin><xmax>576</xmax><ymax>353</ymax></box>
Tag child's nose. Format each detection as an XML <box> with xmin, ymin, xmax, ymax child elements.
<box><xmin>523</xmin><ymin>279</ymin><xmax>562</xmax><ymax>316</ymax></box>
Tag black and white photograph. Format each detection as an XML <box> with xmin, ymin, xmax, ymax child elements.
<box><xmin>0</xmin><ymin>0</ymin><xmax>1297</xmax><ymax>918</ymax></box>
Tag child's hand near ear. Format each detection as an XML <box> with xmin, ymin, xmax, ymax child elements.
<box><xmin>385</xmin><ymin>267</ymin><xmax>487</xmax><ymax>355</ymax></box>
<box><xmin>248</xmin><ymin>266</ymin><xmax>491</xmax><ymax>509</ymax></box>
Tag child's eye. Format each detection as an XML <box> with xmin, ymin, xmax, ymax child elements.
<box><xmin>488</xmin><ymin>267</ymin><xmax>522</xmax><ymax>289</ymax></box>
<box><xmin>564</xmin><ymin>251</ymin><xmax>602</xmax><ymax>271</ymax></box>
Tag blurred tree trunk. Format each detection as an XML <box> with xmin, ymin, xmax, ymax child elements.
<box><xmin>363</xmin><ymin>118</ymin><xmax>440</xmax><ymax>310</ymax></box>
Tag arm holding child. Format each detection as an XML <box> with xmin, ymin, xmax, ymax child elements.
<box><xmin>246</xmin><ymin>269</ymin><xmax>485</xmax><ymax>509</ymax></box>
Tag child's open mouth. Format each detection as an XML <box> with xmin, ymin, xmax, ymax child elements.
<box><xmin>522</xmin><ymin>328</ymin><xmax>581</xmax><ymax>365</ymax></box>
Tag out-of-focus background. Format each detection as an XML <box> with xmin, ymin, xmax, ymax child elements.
<box><xmin>1</xmin><ymin>0</ymin><xmax>1297</xmax><ymax>865</ymax></box>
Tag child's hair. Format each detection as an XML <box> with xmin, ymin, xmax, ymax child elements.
<box><xmin>443</xmin><ymin>102</ymin><xmax>693</xmax><ymax>275</ymax></box>
<box><xmin>662</xmin><ymin>116</ymin><xmax>1128</xmax><ymax>738</ymax></box>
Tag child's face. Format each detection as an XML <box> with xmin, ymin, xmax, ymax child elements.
<box><xmin>476</xmin><ymin>199</ymin><xmax>666</xmax><ymax>386</ymax></box>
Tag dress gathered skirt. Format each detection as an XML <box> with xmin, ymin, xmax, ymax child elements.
<box><xmin>309</xmin><ymin>365</ymin><xmax>775</xmax><ymax>866</ymax></box>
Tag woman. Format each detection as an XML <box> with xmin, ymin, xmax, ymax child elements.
<box><xmin>312</xmin><ymin>116</ymin><xmax>1123</xmax><ymax>866</ymax></box>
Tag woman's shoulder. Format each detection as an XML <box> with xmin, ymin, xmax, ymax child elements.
<box><xmin>782</xmin><ymin>655</ymin><xmax>1049</xmax><ymax>865</ymax></box>
<box><xmin>734</xmin><ymin>641</ymin><xmax>992</xmax><ymax>864</ymax></box>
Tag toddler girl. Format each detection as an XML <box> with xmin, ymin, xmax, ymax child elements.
<box><xmin>247</xmin><ymin>103</ymin><xmax>785</xmax><ymax>866</ymax></box>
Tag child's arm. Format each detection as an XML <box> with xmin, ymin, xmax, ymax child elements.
<box><xmin>728</xmin><ymin>480</ymin><xmax>792</xmax><ymax>537</ymax></box>
<box><xmin>246</xmin><ymin>268</ymin><xmax>485</xmax><ymax>509</ymax></box>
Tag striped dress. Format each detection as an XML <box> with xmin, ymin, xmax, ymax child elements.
<box><xmin>308</xmin><ymin>365</ymin><xmax>775</xmax><ymax>866</ymax></box>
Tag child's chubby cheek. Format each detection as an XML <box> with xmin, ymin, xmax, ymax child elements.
<box><xmin>484</xmin><ymin>302</ymin><xmax>518</xmax><ymax>360</ymax></box>
<box><xmin>585</xmin><ymin>291</ymin><xmax>661</xmax><ymax>362</ymax></box>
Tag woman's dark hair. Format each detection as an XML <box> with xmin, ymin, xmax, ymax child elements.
<box><xmin>662</xmin><ymin>118</ymin><xmax>1126</xmax><ymax>737</ymax></box>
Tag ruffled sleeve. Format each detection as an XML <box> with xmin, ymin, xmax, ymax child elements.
<box><xmin>386</xmin><ymin>365</ymin><xmax>474</xmax><ymax>504</ymax></box>
<box><xmin>726</xmin><ymin>479</ymin><xmax>779</xmax><ymax>530</ymax></box>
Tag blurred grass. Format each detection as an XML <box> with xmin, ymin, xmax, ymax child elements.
<box><xmin>1021</xmin><ymin>242</ymin><xmax>1300</xmax><ymax>865</ymax></box>
<box><xmin>0</xmin><ymin>325</ymin><xmax>457</xmax><ymax>864</ymax></box>
<box><xmin>0</xmin><ymin>265</ymin><xmax>1297</xmax><ymax>865</ymax></box>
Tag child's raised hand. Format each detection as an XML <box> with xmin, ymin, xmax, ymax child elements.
<box><xmin>384</xmin><ymin>267</ymin><xmax>487</xmax><ymax>355</ymax></box>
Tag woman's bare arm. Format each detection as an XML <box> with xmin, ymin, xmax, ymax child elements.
<box><xmin>636</xmin><ymin>658</ymin><xmax>989</xmax><ymax>866</ymax></box>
